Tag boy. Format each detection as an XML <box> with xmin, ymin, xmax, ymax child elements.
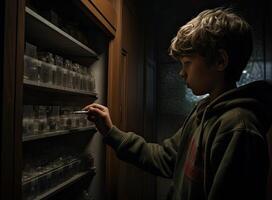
<box><xmin>84</xmin><ymin>8</ymin><xmax>272</xmax><ymax>200</ymax></box>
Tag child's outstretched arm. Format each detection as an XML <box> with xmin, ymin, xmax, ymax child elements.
<box><xmin>83</xmin><ymin>103</ymin><xmax>181</xmax><ymax>178</ymax></box>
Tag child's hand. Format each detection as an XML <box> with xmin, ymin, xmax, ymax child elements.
<box><xmin>83</xmin><ymin>103</ymin><xmax>113</xmax><ymax>136</ymax></box>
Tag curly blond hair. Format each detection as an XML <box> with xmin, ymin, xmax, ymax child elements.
<box><xmin>169</xmin><ymin>7</ymin><xmax>252</xmax><ymax>82</ymax></box>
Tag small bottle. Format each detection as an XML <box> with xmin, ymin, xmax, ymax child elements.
<box><xmin>55</xmin><ymin>65</ymin><xmax>63</xmax><ymax>87</ymax></box>
<box><xmin>47</xmin><ymin>106</ymin><xmax>59</xmax><ymax>131</ymax></box>
<box><xmin>71</xmin><ymin>63</ymin><xmax>77</xmax><ymax>90</ymax></box>
<box><xmin>24</xmin><ymin>55</ymin><xmax>41</xmax><ymax>82</ymax></box>
<box><xmin>25</xmin><ymin>42</ymin><xmax>37</xmax><ymax>58</ymax></box>
<box><xmin>51</xmin><ymin>64</ymin><xmax>57</xmax><ymax>86</ymax></box>
<box><xmin>22</xmin><ymin>105</ymin><xmax>35</xmax><ymax>136</ymax></box>
<box><xmin>41</xmin><ymin>62</ymin><xmax>53</xmax><ymax>84</ymax></box>
<box><xmin>55</xmin><ymin>55</ymin><xmax>64</xmax><ymax>67</ymax></box>
<box><xmin>74</xmin><ymin>63</ymin><xmax>81</xmax><ymax>90</ymax></box>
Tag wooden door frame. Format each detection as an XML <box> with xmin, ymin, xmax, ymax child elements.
<box><xmin>106</xmin><ymin>0</ymin><xmax>123</xmax><ymax>199</ymax></box>
<box><xmin>0</xmin><ymin>0</ymin><xmax>24</xmax><ymax>199</ymax></box>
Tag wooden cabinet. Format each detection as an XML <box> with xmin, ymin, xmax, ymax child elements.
<box><xmin>1</xmin><ymin>0</ymin><xmax>156</xmax><ymax>199</ymax></box>
<box><xmin>1</xmin><ymin>0</ymin><xmax>109</xmax><ymax>199</ymax></box>
<box><xmin>77</xmin><ymin>0</ymin><xmax>117</xmax><ymax>37</ymax></box>
<box><xmin>23</xmin><ymin>4</ymin><xmax>99</xmax><ymax>200</ymax></box>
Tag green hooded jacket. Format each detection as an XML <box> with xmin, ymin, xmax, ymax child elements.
<box><xmin>103</xmin><ymin>80</ymin><xmax>272</xmax><ymax>200</ymax></box>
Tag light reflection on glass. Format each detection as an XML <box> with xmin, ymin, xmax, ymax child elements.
<box><xmin>238</xmin><ymin>60</ymin><xmax>264</xmax><ymax>86</ymax></box>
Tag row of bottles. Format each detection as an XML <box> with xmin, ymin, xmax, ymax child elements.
<box><xmin>23</xmin><ymin>105</ymin><xmax>93</xmax><ymax>137</ymax></box>
<box><xmin>24</xmin><ymin>42</ymin><xmax>96</xmax><ymax>92</ymax></box>
<box><xmin>23</xmin><ymin>154</ymin><xmax>94</xmax><ymax>200</ymax></box>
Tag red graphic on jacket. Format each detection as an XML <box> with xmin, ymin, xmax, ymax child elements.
<box><xmin>183</xmin><ymin>136</ymin><xmax>204</xmax><ymax>182</ymax></box>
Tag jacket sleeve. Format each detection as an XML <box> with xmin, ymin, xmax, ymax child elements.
<box><xmin>103</xmin><ymin>126</ymin><xmax>182</xmax><ymax>178</ymax></box>
<box><xmin>208</xmin><ymin>129</ymin><xmax>269</xmax><ymax>200</ymax></box>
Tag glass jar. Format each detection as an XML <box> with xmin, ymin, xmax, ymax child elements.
<box><xmin>22</xmin><ymin>105</ymin><xmax>35</xmax><ymax>136</ymax></box>
<box><xmin>55</xmin><ymin>65</ymin><xmax>63</xmax><ymax>87</ymax></box>
<box><xmin>37</xmin><ymin>106</ymin><xmax>49</xmax><ymax>134</ymax></box>
<box><xmin>25</xmin><ymin>42</ymin><xmax>37</xmax><ymax>58</ymax></box>
<box><xmin>24</xmin><ymin>55</ymin><xmax>41</xmax><ymax>82</ymax></box>
<box><xmin>64</xmin><ymin>60</ymin><xmax>72</xmax><ymax>89</ymax></box>
<box><xmin>40</xmin><ymin>62</ymin><xmax>53</xmax><ymax>85</ymax></box>
<box><xmin>37</xmin><ymin>52</ymin><xmax>55</xmax><ymax>64</ymax></box>
<box><xmin>64</xmin><ymin>59</ymin><xmax>71</xmax><ymax>69</ymax></box>
<box><xmin>75</xmin><ymin>113</ymin><xmax>81</xmax><ymax>128</ymax></box>
<box><xmin>62</xmin><ymin>68</ymin><xmax>68</xmax><ymax>88</ymax></box>
<box><xmin>22</xmin><ymin>117</ymin><xmax>30</xmax><ymax>136</ymax></box>
<box><xmin>67</xmin><ymin>69</ymin><xmax>73</xmax><ymax>89</ymax></box>
<box><xmin>59</xmin><ymin>107</ymin><xmax>72</xmax><ymax>130</ymax></box>
<box><xmin>51</xmin><ymin>64</ymin><xmax>57</xmax><ymax>86</ymax></box>
<box><xmin>32</xmin><ymin>106</ymin><xmax>40</xmax><ymax>135</ymax></box>
<box><xmin>55</xmin><ymin>55</ymin><xmax>64</xmax><ymax>67</ymax></box>
<box><xmin>47</xmin><ymin>106</ymin><xmax>59</xmax><ymax>132</ymax></box>
<box><xmin>48</xmin><ymin>53</ymin><xmax>54</xmax><ymax>64</ymax></box>
<box><xmin>78</xmin><ymin>66</ymin><xmax>84</xmax><ymax>91</ymax></box>
<box><xmin>71</xmin><ymin>69</ymin><xmax>77</xmax><ymax>90</ymax></box>
<box><xmin>79</xmin><ymin>114</ymin><xmax>87</xmax><ymax>127</ymax></box>
<box><xmin>74</xmin><ymin>63</ymin><xmax>81</xmax><ymax>90</ymax></box>
<box><xmin>70</xmin><ymin>112</ymin><xmax>77</xmax><ymax>129</ymax></box>
<box><xmin>59</xmin><ymin>113</ymin><xmax>67</xmax><ymax>130</ymax></box>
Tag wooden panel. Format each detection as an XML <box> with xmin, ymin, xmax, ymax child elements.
<box><xmin>106</xmin><ymin>0</ymin><xmax>123</xmax><ymax>199</ymax></box>
<box><xmin>104</xmin><ymin>0</ymin><xmax>157</xmax><ymax>199</ymax></box>
<box><xmin>116</xmin><ymin>1</ymin><xmax>145</xmax><ymax>199</ymax></box>
<box><xmin>1</xmin><ymin>0</ymin><xmax>24</xmax><ymax>199</ymax></box>
<box><xmin>14</xmin><ymin>0</ymin><xmax>25</xmax><ymax>199</ymax></box>
<box><xmin>121</xmin><ymin>0</ymin><xmax>145</xmax><ymax>135</ymax></box>
<box><xmin>107</xmin><ymin>1</ymin><xmax>157</xmax><ymax>200</ymax></box>
<box><xmin>1</xmin><ymin>0</ymin><xmax>16</xmax><ymax>197</ymax></box>
<box><xmin>91</xmin><ymin>0</ymin><xmax>117</xmax><ymax>28</ymax></box>
<box><xmin>77</xmin><ymin>0</ymin><xmax>117</xmax><ymax>37</ymax></box>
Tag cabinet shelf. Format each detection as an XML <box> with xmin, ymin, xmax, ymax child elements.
<box><xmin>23</xmin><ymin>79</ymin><xmax>97</xmax><ymax>106</ymax></box>
<box><xmin>24</xmin><ymin>79</ymin><xmax>97</xmax><ymax>97</ymax></box>
<box><xmin>36</xmin><ymin>169</ymin><xmax>96</xmax><ymax>200</ymax></box>
<box><xmin>25</xmin><ymin>7</ymin><xmax>98</xmax><ymax>66</ymax></box>
<box><xmin>23</xmin><ymin>126</ymin><xmax>96</xmax><ymax>142</ymax></box>
<box><xmin>23</xmin><ymin>167</ymin><xmax>96</xmax><ymax>200</ymax></box>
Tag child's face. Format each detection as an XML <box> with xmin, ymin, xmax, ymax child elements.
<box><xmin>179</xmin><ymin>54</ymin><xmax>221</xmax><ymax>96</ymax></box>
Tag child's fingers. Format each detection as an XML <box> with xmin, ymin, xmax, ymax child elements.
<box><xmin>87</xmin><ymin>107</ymin><xmax>106</xmax><ymax>118</ymax></box>
<box><xmin>82</xmin><ymin>103</ymin><xmax>95</xmax><ymax>111</ymax></box>
<box><xmin>82</xmin><ymin>103</ymin><xmax>107</xmax><ymax>112</ymax></box>
<box><xmin>91</xmin><ymin>103</ymin><xmax>107</xmax><ymax>111</ymax></box>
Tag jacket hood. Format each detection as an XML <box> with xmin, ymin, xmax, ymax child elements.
<box><xmin>194</xmin><ymin>80</ymin><xmax>272</xmax><ymax>163</ymax></box>
<box><xmin>196</xmin><ymin>80</ymin><xmax>272</xmax><ymax>130</ymax></box>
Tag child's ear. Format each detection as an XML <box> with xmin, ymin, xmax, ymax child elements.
<box><xmin>216</xmin><ymin>49</ymin><xmax>229</xmax><ymax>71</ymax></box>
